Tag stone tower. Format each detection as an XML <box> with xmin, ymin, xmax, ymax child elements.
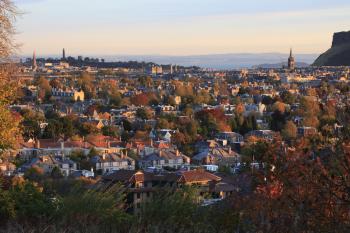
<box><xmin>32</xmin><ymin>50</ymin><xmax>37</xmax><ymax>71</ymax></box>
<box><xmin>62</xmin><ymin>48</ymin><xmax>66</xmax><ymax>60</ymax></box>
<box><xmin>288</xmin><ymin>48</ymin><xmax>295</xmax><ymax>71</ymax></box>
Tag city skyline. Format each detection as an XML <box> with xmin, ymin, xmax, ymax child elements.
<box><xmin>15</xmin><ymin>0</ymin><xmax>350</xmax><ymax>56</ymax></box>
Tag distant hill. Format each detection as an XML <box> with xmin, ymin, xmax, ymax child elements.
<box><xmin>313</xmin><ymin>31</ymin><xmax>350</xmax><ymax>66</ymax></box>
<box><xmin>103</xmin><ymin>53</ymin><xmax>318</xmax><ymax>69</ymax></box>
<box><xmin>25</xmin><ymin>53</ymin><xmax>318</xmax><ymax>70</ymax></box>
<box><xmin>253</xmin><ymin>62</ymin><xmax>309</xmax><ymax>69</ymax></box>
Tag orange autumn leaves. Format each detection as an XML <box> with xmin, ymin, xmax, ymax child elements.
<box><xmin>196</xmin><ymin>108</ymin><xmax>232</xmax><ymax>133</ymax></box>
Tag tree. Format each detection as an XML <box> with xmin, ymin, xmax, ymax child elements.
<box><xmin>137</xmin><ymin>187</ymin><xmax>201</xmax><ymax>232</ymax></box>
<box><xmin>272</xmin><ymin>101</ymin><xmax>286</xmax><ymax>113</ymax></box>
<box><xmin>182</xmin><ymin>105</ymin><xmax>194</xmax><ymax>117</ymax></box>
<box><xmin>36</xmin><ymin>76</ymin><xmax>52</xmax><ymax>101</ymax></box>
<box><xmin>300</xmin><ymin>96</ymin><xmax>320</xmax><ymax>117</ymax></box>
<box><xmin>280</xmin><ymin>91</ymin><xmax>296</xmax><ymax>105</ymax></box>
<box><xmin>157</xmin><ymin>118</ymin><xmax>170</xmax><ymax>129</ymax></box>
<box><xmin>131</xmin><ymin>93</ymin><xmax>150</xmax><ymax>106</ymax></box>
<box><xmin>270</xmin><ymin>110</ymin><xmax>286</xmax><ymax>132</ymax></box>
<box><xmin>102</xmin><ymin>125</ymin><xmax>119</xmax><ymax>137</ymax></box>
<box><xmin>88</xmin><ymin>147</ymin><xmax>99</xmax><ymax>158</ymax></box>
<box><xmin>43</xmin><ymin>119</ymin><xmax>63</xmax><ymax>139</ymax></box>
<box><xmin>282</xmin><ymin>120</ymin><xmax>297</xmax><ymax>140</ymax></box>
<box><xmin>0</xmin><ymin>184</ymin><xmax>15</xmax><ymax>222</ymax></box>
<box><xmin>136</xmin><ymin>107</ymin><xmax>153</xmax><ymax>120</ymax></box>
<box><xmin>109</xmin><ymin>91</ymin><xmax>122</xmax><ymax>107</ymax></box>
<box><xmin>262</xmin><ymin>95</ymin><xmax>274</xmax><ymax>106</ymax></box>
<box><xmin>0</xmin><ymin>0</ymin><xmax>21</xmax><ymax>156</ymax></box>
<box><xmin>303</xmin><ymin>116</ymin><xmax>320</xmax><ymax>128</ymax></box>
<box><xmin>10</xmin><ymin>181</ymin><xmax>54</xmax><ymax>220</ymax></box>
<box><xmin>306</xmin><ymin>88</ymin><xmax>317</xmax><ymax>97</ymax></box>
<box><xmin>56</xmin><ymin>184</ymin><xmax>129</xmax><ymax>232</ymax></box>
<box><xmin>51</xmin><ymin>166</ymin><xmax>63</xmax><ymax>179</ymax></box>
<box><xmin>21</xmin><ymin>109</ymin><xmax>45</xmax><ymax>139</ymax></box>
<box><xmin>49</xmin><ymin>78</ymin><xmax>62</xmax><ymax>89</ymax></box>
<box><xmin>78</xmin><ymin>72</ymin><xmax>95</xmax><ymax>99</ymax></box>
<box><xmin>0</xmin><ymin>0</ymin><xmax>19</xmax><ymax>60</ymax></box>
<box><xmin>24</xmin><ymin>166</ymin><xmax>45</xmax><ymax>182</ymax></box>
<box><xmin>61</xmin><ymin>116</ymin><xmax>76</xmax><ymax>138</ymax></box>
<box><xmin>80</xmin><ymin>122</ymin><xmax>100</xmax><ymax>136</ymax></box>
<box><xmin>235</xmin><ymin>103</ymin><xmax>245</xmax><ymax>115</ymax></box>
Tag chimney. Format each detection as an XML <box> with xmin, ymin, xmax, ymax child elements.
<box><xmin>120</xmin><ymin>151</ymin><xmax>125</xmax><ymax>159</ymax></box>
<box><xmin>35</xmin><ymin>139</ymin><xmax>40</xmax><ymax>149</ymax></box>
<box><xmin>102</xmin><ymin>154</ymin><xmax>106</xmax><ymax>160</ymax></box>
<box><xmin>229</xmin><ymin>147</ymin><xmax>232</xmax><ymax>154</ymax></box>
<box><xmin>176</xmin><ymin>149</ymin><xmax>180</xmax><ymax>157</ymax></box>
<box><xmin>137</xmin><ymin>147</ymin><xmax>140</xmax><ymax>156</ymax></box>
<box><xmin>61</xmin><ymin>141</ymin><xmax>65</xmax><ymax>159</ymax></box>
<box><xmin>107</xmin><ymin>140</ymin><xmax>111</xmax><ymax>148</ymax></box>
<box><xmin>150</xmin><ymin>139</ymin><xmax>153</xmax><ymax>148</ymax></box>
<box><xmin>159</xmin><ymin>150</ymin><xmax>163</xmax><ymax>157</ymax></box>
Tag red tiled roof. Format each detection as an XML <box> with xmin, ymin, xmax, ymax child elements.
<box><xmin>38</xmin><ymin>139</ymin><xmax>61</xmax><ymax>148</ymax></box>
<box><xmin>178</xmin><ymin>170</ymin><xmax>221</xmax><ymax>183</ymax></box>
<box><xmin>154</xmin><ymin>141</ymin><xmax>170</xmax><ymax>149</ymax></box>
<box><xmin>103</xmin><ymin>170</ymin><xmax>136</xmax><ymax>183</ymax></box>
<box><xmin>64</xmin><ymin>141</ymin><xmax>92</xmax><ymax>149</ymax></box>
<box><xmin>86</xmin><ymin>134</ymin><xmax>120</xmax><ymax>148</ymax></box>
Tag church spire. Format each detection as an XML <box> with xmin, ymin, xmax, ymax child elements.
<box><xmin>288</xmin><ymin>48</ymin><xmax>295</xmax><ymax>71</ymax></box>
<box><xmin>32</xmin><ymin>50</ymin><xmax>37</xmax><ymax>71</ymax></box>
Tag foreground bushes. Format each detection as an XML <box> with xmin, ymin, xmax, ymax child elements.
<box><xmin>0</xmin><ymin>178</ymin><xmax>243</xmax><ymax>233</ymax></box>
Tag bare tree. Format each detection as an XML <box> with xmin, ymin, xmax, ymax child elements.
<box><xmin>0</xmin><ymin>0</ymin><xmax>19</xmax><ymax>60</ymax></box>
<box><xmin>0</xmin><ymin>0</ymin><xmax>21</xmax><ymax>155</ymax></box>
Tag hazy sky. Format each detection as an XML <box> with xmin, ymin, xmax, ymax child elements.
<box><xmin>15</xmin><ymin>0</ymin><xmax>350</xmax><ymax>56</ymax></box>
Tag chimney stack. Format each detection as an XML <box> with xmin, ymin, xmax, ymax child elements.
<box><xmin>176</xmin><ymin>149</ymin><xmax>180</xmax><ymax>157</ymax></box>
<box><xmin>102</xmin><ymin>154</ymin><xmax>106</xmax><ymax>160</ymax></box>
<box><xmin>61</xmin><ymin>141</ymin><xmax>65</xmax><ymax>159</ymax></box>
<box><xmin>137</xmin><ymin>147</ymin><xmax>140</xmax><ymax>156</ymax></box>
<box><xmin>35</xmin><ymin>139</ymin><xmax>40</xmax><ymax>149</ymax></box>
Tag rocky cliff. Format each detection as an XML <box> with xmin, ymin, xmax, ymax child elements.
<box><xmin>332</xmin><ymin>31</ymin><xmax>350</xmax><ymax>47</ymax></box>
<box><xmin>313</xmin><ymin>31</ymin><xmax>350</xmax><ymax>66</ymax></box>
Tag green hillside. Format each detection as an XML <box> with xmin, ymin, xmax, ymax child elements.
<box><xmin>313</xmin><ymin>43</ymin><xmax>350</xmax><ymax>66</ymax></box>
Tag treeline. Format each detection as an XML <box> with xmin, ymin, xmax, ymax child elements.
<box><xmin>0</xmin><ymin>178</ymin><xmax>241</xmax><ymax>233</ymax></box>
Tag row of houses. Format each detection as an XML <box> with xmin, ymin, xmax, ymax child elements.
<box><xmin>7</xmin><ymin>125</ymin><xmax>318</xmax><ymax>177</ymax></box>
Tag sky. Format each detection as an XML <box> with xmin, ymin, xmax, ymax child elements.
<box><xmin>14</xmin><ymin>0</ymin><xmax>350</xmax><ymax>56</ymax></box>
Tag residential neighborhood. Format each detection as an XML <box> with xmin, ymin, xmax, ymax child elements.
<box><xmin>1</xmin><ymin>0</ymin><xmax>350</xmax><ymax>232</ymax></box>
